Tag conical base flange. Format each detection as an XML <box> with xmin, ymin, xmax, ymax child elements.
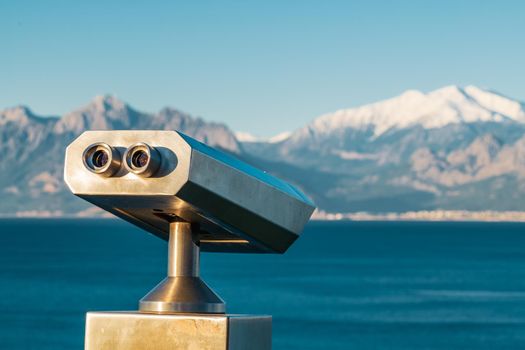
<box><xmin>139</xmin><ymin>276</ymin><xmax>226</xmax><ymax>314</ymax></box>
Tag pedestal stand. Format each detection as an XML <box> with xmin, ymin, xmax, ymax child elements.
<box><xmin>84</xmin><ymin>222</ymin><xmax>272</xmax><ymax>350</ymax></box>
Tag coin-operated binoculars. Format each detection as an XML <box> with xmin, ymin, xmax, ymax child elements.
<box><xmin>64</xmin><ymin>130</ymin><xmax>315</xmax><ymax>350</ymax></box>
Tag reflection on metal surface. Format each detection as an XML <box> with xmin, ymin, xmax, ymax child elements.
<box><xmin>199</xmin><ymin>239</ymin><xmax>250</xmax><ymax>244</ymax></box>
<box><xmin>85</xmin><ymin>312</ymin><xmax>271</xmax><ymax>350</ymax></box>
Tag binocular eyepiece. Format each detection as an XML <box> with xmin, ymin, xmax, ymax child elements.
<box><xmin>83</xmin><ymin>142</ymin><xmax>161</xmax><ymax>177</ymax></box>
<box><xmin>82</xmin><ymin>143</ymin><xmax>121</xmax><ymax>177</ymax></box>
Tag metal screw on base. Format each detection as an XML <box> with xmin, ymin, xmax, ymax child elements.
<box><xmin>139</xmin><ymin>221</ymin><xmax>226</xmax><ymax>314</ymax></box>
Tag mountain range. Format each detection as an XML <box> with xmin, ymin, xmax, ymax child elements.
<box><xmin>2</xmin><ymin>85</ymin><xmax>525</xmax><ymax>216</ymax></box>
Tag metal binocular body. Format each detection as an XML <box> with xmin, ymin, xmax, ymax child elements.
<box><xmin>64</xmin><ymin>130</ymin><xmax>315</xmax><ymax>349</ymax></box>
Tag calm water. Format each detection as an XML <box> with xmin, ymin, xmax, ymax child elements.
<box><xmin>1</xmin><ymin>220</ymin><xmax>525</xmax><ymax>349</ymax></box>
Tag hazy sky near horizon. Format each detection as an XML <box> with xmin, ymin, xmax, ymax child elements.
<box><xmin>1</xmin><ymin>0</ymin><xmax>524</xmax><ymax>136</ymax></box>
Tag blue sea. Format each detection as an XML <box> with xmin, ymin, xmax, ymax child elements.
<box><xmin>1</xmin><ymin>219</ymin><xmax>525</xmax><ymax>349</ymax></box>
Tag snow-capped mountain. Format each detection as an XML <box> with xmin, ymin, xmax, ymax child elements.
<box><xmin>296</xmin><ymin>85</ymin><xmax>525</xmax><ymax>139</ymax></box>
<box><xmin>235</xmin><ymin>131</ymin><xmax>292</xmax><ymax>143</ymax></box>
<box><xmin>234</xmin><ymin>131</ymin><xmax>261</xmax><ymax>142</ymax></box>
<box><xmin>241</xmin><ymin>86</ymin><xmax>525</xmax><ymax>213</ymax></box>
<box><xmin>2</xmin><ymin>86</ymin><xmax>525</xmax><ymax>216</ymax></box>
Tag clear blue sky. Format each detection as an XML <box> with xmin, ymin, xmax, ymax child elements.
<box><xmin>1</xmin><ymin>0</ymin><xmax>524</xmax><ymax>136</ymax></box>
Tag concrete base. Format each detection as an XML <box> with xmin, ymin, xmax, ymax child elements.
<box><xmin>85</xmin><ymin>312</ymin><xmax>272</xmax><ymax>350</ymax></box>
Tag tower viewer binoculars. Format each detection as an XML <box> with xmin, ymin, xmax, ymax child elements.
<box><xmin>64</xmin><ymin>130</ymin><xmax>315</xmax><ymax>349</ymax></box>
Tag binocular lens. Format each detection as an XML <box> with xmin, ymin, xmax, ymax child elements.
<box><xmin>92</xmin><ymin>150</ymin><xmax>109</xmax><ymax>168</ymax></box>
<box><xmin>124</xmin><ymin>143</ymin><xmax>161</xmax><ymax>177</ymax></box>
<box><xmin>131</xmin><ymin>150</ymin><xmax>149</xmax><ymax>168</ymax></box>
<box><xmin>82</xmin><ymin>143</ymin><xmax>120</xmax><ymax>177</ymax></box>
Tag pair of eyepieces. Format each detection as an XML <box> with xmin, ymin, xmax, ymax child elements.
<box><xmin>82</xmin><ymin>142</ymin><xmax>161</xmax><ymax>177</ymax></box>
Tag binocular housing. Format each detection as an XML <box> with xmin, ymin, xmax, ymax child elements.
<box><xmin>65</xmin><ymin>130</ymin><xmax>315</xmax><ymax>254</ymax></box>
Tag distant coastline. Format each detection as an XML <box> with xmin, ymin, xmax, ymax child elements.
<box><xmin>312</xmin><ymin>210</ymin><xmax>525</xmax><ymax>222</ymax></box>
<box><xmin>3</xmin><ymin>209</ymin><xmax>525</xmax><ymax>222</ymax></box>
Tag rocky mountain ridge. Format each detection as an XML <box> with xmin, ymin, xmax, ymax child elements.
<box><xmin>0</xmin><ymin>96</ymin><xmax>240</xmax><ymax>215</ymax></box>
<box><xmin>2</xmin><ymin>86</ymin><xmax>525</xmax><ymax>216</ymax></box>
<box><xmin>241</xmin><ymin>86</ymin><xmax>525</xmax><ymax>213</ymax></box>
